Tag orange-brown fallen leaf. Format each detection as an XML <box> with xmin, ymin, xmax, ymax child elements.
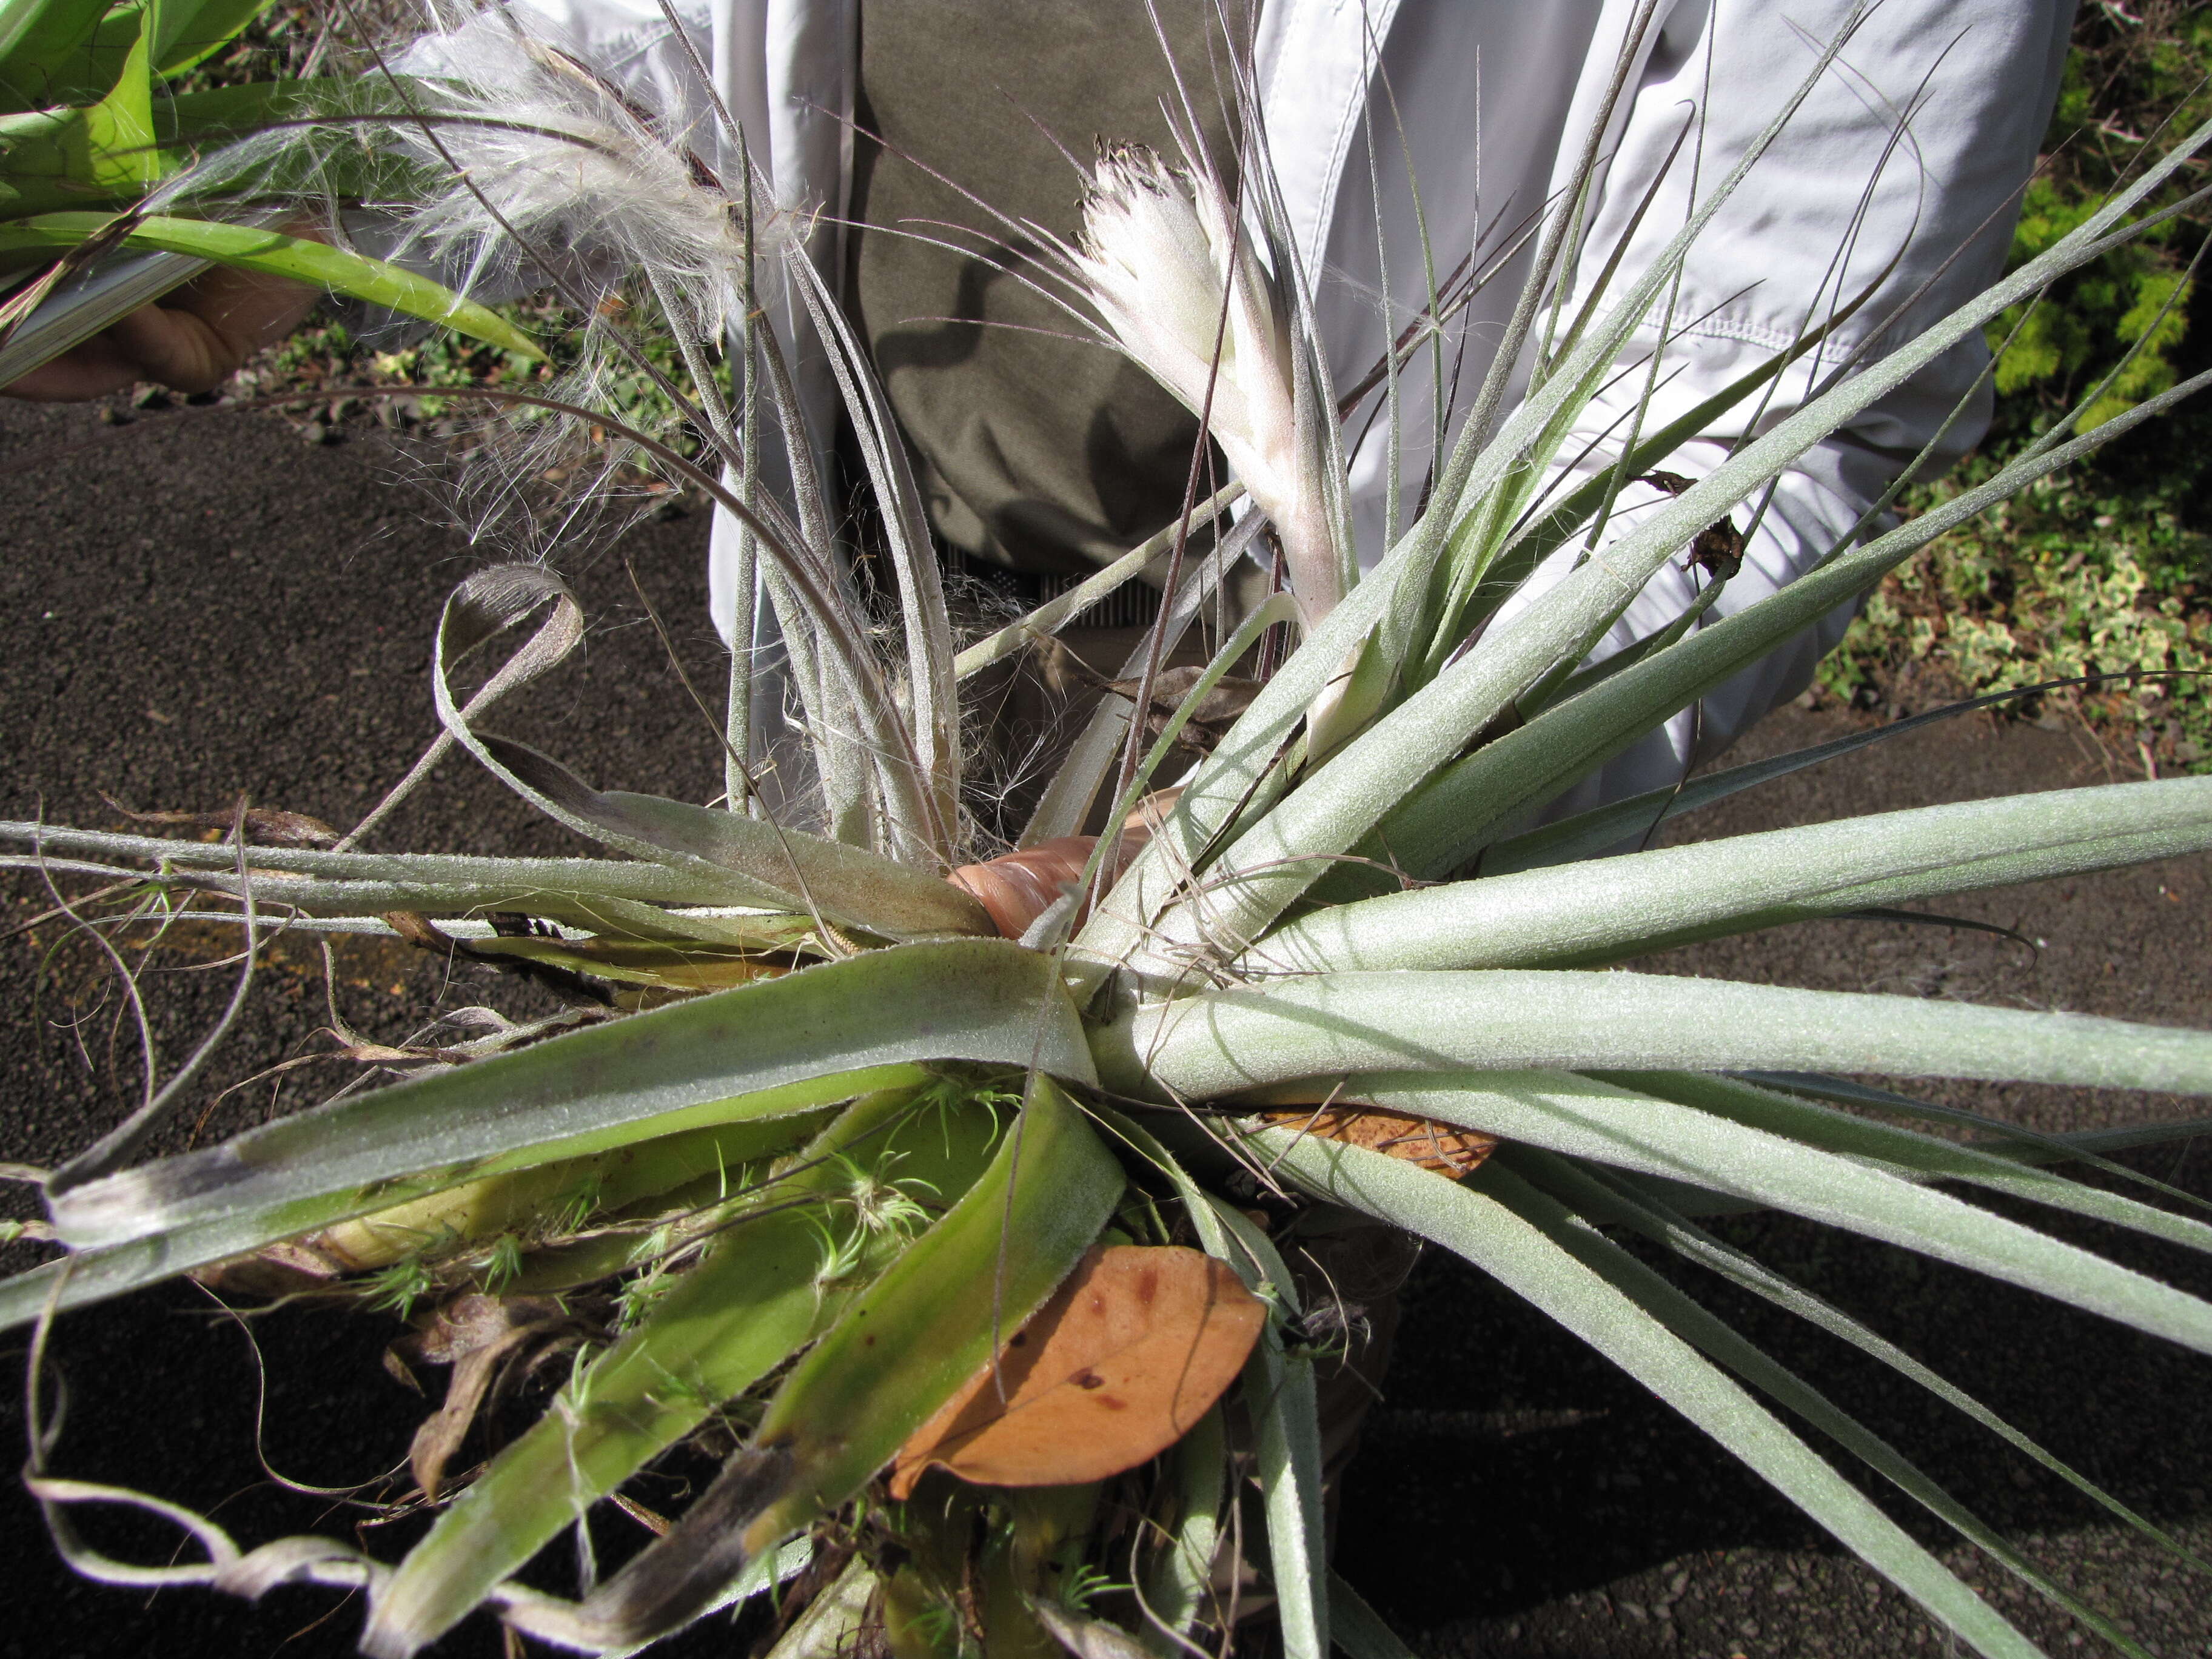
<box><xmin>889</xmin><ymin>1245</ymin><xmax>1265</xmax><ymax>1498</ymax></box>
<box><xmin>947</xmin><ymin>790</ymin><xmax>1181</xmax><ymax>939</ymax></box>
<box><xmin>1258</xmin><ymin>1104</ymin><xmax>1496</xmax><ymax>1178</ymax></box>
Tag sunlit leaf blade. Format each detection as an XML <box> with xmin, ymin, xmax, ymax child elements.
<box><xmin>0</xmin><ymin>822</ymin><xmax>773</xmax><ymax>923</ymax></box>
<box><xmin>1253</xmin><ymin>1130</ymin><xmax>2044</xmax><ymax>1659</ymax></box>
<box><xmin>1</xmin><ymin>1067</ymin><xmax>920</xmax><ymax>1335</ymax></box>
<box><xmin>1742</xmin><ymin>1071</ymin><xmax>2212</xmax><ymax>1216</ymax></box>
<box><xmin>363</xmin><ymin>1088</ymin><xmax>1006</xmax><ymax>1658</ymax></box>
<box><xmin>76</xmin><ymin>3</ymin><xmax>156</xmax><ymax>189</ymax></box>
<box><xmin>1609</xmin><ymin>1070</ymin><xmax>2212</xmax><ymax>1258</ymax></box>
<box><xmin>498</xmin><ymin>1079</ymin><xmax>1123</xmax><ymax>1653</ymax></box>
<box><xmin>1098</xmin><ymin>970</ymin><xmax>2212</xmax><ymax>1103</ymax></box>
<box><xmin>1252</xmin><ymin>779</ymin><xmax>2212</xmax><ymax>974</ymax></box>
<box><xmin>0</xmin><ymin>212</ymin><xmax>539</xmax><ymax>355</ymax></box>
<box><xmin>1245</xmin><ymin>1330</ymin><xmax>1328</xmax><ymax>1659</ymax></box>
<box><xmin>1497</xmin><ymin>1148</ymin><xmax>2154</xmax><ymax>1657</ymax></box>
<box><xmin>1515</xmin><ymin>1145</ymin><xmax>2212</xmax><ymax>1583</ymax></box>
<box><xmin>10</xmin><ymin>940</ymin><xmax>1091</xmax><ymax>1329</ymax></box>
<box><xmin>1478</xmin><ymin>681</ymin><xmax>2131</xmax><ymax>876</ymax></box>
<box><xmin>1225</xmin><ymin>1068</ymin><xmax>2212</xmax><ymax>1356</ymax></box>
<box><xmin>1366</xmin><ymin>357</ymin><xmax>2212</xmax><ymax>886</ymax></box>
<box><xmin>742</xmin><ymin>1078</ymin><xmax>1122</xmax><ymax>1544</ymax></box>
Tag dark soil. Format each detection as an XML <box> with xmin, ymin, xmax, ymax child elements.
<box><xmin>2</xmin><ymin>396</ymin><xmax>2208</xmax><ymax>1659</ymax></box>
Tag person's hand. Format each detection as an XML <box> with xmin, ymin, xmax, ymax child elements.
<box><xmin>2</xmin><ymin>258</ymin><xmax>321</xmax><ymax>402</ymax></box>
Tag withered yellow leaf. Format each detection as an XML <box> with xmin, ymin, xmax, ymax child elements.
<box><xmin>889</xmin><ymin>1245</ymin><xmax>1265</xmax><ymax>1498</ymax></box>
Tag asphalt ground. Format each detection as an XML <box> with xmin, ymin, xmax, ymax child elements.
<box><xmin>2</xmin><ymin>395</ymin><xmax>2207</xmax><ymax>1659</ymax></box>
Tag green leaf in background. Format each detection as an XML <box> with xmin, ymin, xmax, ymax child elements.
<box><xmin>0</xmin><ymin>0</ymin><xmax>116</xmax><ymax>110</ymax></box>
<box><xmin>73</xmin><ymin>0</ymin><xmax>153</xmax><ymax>187</ymax></box>
<box><xmin>1</xmin><ymin>0</ymin><xmax>269</xmax><ymax>108</ymax></box>
<box><xmin>147</xmin><ymin>0</ymin><xmax>268</xmax><ymax>75</ymax></box>
<box><xmin>0</xmin><ymin>212</ymin><xmax>540</xmax><ymax>355</ymax></box>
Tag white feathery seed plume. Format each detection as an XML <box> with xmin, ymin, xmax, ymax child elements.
<box><xmin>1070</xmin><ymin>141</ymin><xmax>1345</xmax><ymax>627</ymax></box>
<box><xmin>370</xmin><ymin>5</ymin><xmax>763</xmax><ymax>339</ymax></box>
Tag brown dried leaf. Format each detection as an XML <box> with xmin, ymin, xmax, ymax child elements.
<box><xmin>889</xmin><ymin>1245</ymin><xmax>1265</xmax><ymax>1498</ymax></box>
<box><xmin>191</xmin><ymin>1237</ymin><xmax>349</xmax><ymax>1298</ymax></box>
<box><xmin>402</xmin><ymin>1294</ymin><xmax>588</xmax><ymax>1500</ymax></box>
<box><xmin>1258</xmin><ymin>1105</ymin><xmax>1496</xmax><ymax>1178</ymax></box>
<box><xmin>948</xmin><ymin>791</ymin><xmax>1184</xmax><ymax>939</ymax></box>
<box><xmin>1634</xmin><ymin>471</ymin><xmax>1744</xmax><ymax>580</ymax></box>
<box><xmin>101</xmin><ymin>795</ymin><xmax>340</xmax><ymax>848</ymax></box>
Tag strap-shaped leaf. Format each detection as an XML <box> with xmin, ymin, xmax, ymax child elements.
<box><xmin>1477</xmin><ymin>679</ymin><xmax>2141</xmax><ymax>876</ymax></box>
<box><xmin>1609</xmin><ymin>1070</ymin><xmax>2212</xmax><ymax>1258</ymax></box>
<box><xmin>497</xmin><ymin>1078</ymin><xmax>1124</xmax><ymax>1653</ymax></box>
<box><xmin>1496</xmin><ymin>1148</ymin><xmax>2151</xmax><ymax>1655</ymax></box>
<box><xmin>1741</xmin><ymin>1071</ymin><xmax>2212</xmax><ymax>1216</ymax></box>
<box><xmin>1232</xmin><ymin>1069</ymin><xmax>2212</xmax><ymax>1356</ymax></box>
<box><xmin>0</xmin><ymin>212</ymin><xmax>538</xmax><ymax>355</ymax></box>
<box><xmin>0</xmin><ymin>833</ymin><xmax>809</xmax><ymax>943</ymax></box>
<box><xmin>1329</xmin><ymin>1574</ymin><xmax>1415</xmax><ymax>1659</ymax></box>
<box><xmin>12</xmin><ymin>939</ymin><xmax>1091</xmax><ymax>1329</ymax></box>
<box><xmin>423</xmin><ymin>568</ymin><xmax>989</xmax><ymax>936</ymax></box>
<box><xmin>1252</xmin><ymin>778</ymin><xmax>2212</xmax><ymax>974</ymax></box>
<box><xmin>1097</xmin><ymin>970</ymin><xmax>2212</xmax><ymax>1103</ymax></box>
<box><xmin>1251</xmin><ymin>1130</ymin><xmax>2043</xmax><ymax>1659</ymax></box>
<box><xmin>1367</xmin><ymin>355</ymin><xmax>2212</xmax><ymax>885</ymax></box>
<box><xmin>364</xmin><ymin>1087</ymin><xmax>1007</xmax><ymax>1658</ymax></box>
<box><xmin>1515</xmin><ymin>1145</ymin><xmax>2212</xmax><ymax>1588</ymax></box>
<box><xmin>0</xmin><ymin>822</ymin><xmax>744</xmax><ymax>906</ymax></box>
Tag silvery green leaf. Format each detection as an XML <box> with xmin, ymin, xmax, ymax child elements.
<box><xmin>10</xmin><ymin>940</ymin><xmax>1091</xmax><ymax>1331</ymax></box>
<box><xmin>1251</xmin><ymin>778</ymin><xmax>2212</xmax><ymax>973</ymax></box>
<box><xmin>1253</xmin><ymin>1130</ymin><xmax>2042</xmax><ymax>1659</ymax></box>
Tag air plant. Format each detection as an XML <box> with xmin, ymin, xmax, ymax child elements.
<box><xmin>9</xmin><ymin>7</ymin><xmax>2212</xmax><ymax>1659</ymax></box>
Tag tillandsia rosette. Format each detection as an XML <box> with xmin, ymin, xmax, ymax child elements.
<box><xmin>8</xmin><ymin>7</ymin><xmax>2212</xmax><ymax>1659</ymax></box>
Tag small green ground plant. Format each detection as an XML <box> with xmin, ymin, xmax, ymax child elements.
<box><xmin>1829</xmin><ymin>1</ymin><xmax>2212</xmax><ymax>767</ymax></box>
<box><xmin>7</xmin><ymin>8</ymin><xmax>2212</xmax><ymax>1659</ymax></box>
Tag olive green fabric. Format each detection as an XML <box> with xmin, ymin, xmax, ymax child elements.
<box><xmin>848</xmin><ymin>1</ymin><xmax>1238</xmax><ymax>577</ymax></box>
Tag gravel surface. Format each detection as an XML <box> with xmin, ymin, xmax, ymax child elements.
<box><xmin>3</xmin><ymin>396</ymin><xmax>2208</xmax><ymax>1659</ymax></box>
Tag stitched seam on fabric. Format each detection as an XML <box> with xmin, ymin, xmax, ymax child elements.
<box><xmin>1677</xmin><ymin>314</ymin><xmax>1804</xmax><ymax>352</ymax></box>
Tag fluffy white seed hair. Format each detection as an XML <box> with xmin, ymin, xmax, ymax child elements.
<box><xmin>369</xmin><ymin>0</ymin><xmax>772</xmax><ymax>338</ymax></box>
